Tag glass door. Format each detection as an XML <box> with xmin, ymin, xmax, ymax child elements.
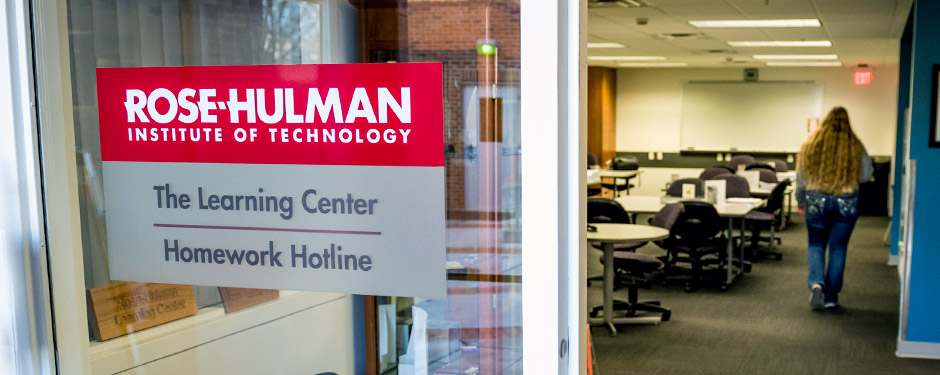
<box><xmin>356</xmin><ymin>2</ymin><xmax>523</xmax><ymax>373</ymax></box>
<box><xmin>27</xmin><ymin>0</ymin><xmax>583</xmax><ymax>373</ymax></box>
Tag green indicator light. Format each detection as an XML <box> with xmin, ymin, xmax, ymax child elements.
<box><xmin>478</xmin><ymin>44</ymin><xmax>496</xmax><ymax>55</ymax></box>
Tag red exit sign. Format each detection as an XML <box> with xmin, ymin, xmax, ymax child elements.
<box><xmin>855</xmin><ymin>70</ymin><xmax>873</xmax><ymax>86</ymax></box>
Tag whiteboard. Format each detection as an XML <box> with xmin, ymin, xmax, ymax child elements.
<box><xmin>679</xmin><ymin>81</ymin><xmax>823</xmax><ymax>152</ymax></box>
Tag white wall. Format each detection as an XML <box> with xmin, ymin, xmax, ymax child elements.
<box><xmin>631</xmin><ymin>167</ymin><xmax>702</xmax><ymax>196</ymax></box>
<box><xmin>615</xmin><ymin>67</ymin><xmax>900</xmax><ymax>155</ymax></box>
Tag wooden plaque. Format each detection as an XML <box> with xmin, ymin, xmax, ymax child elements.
<box><xmin>86</xmin><ymin>281</ymin><xmax>198</xmax><ymax>342</ymax></box>
<box><xmin>218</xmin><ymin>287</ymin><xmax>279</xmax><ymax>313</ymax></box>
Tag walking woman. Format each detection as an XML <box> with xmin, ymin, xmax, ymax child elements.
<box><xmin>796</xmin><ymin>106</ymin><xmax>873</xmax><ymax>310</ymax></box>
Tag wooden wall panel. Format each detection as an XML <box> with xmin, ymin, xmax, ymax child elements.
<box><xmin>588</xmin><ymin>67</ymin><xmax>616</xmax><ymax>165</ymax></box>
<box><xmin>588</xmin><ymin>68</ymin><xmax>604</xmax><ymax>163</ymax></box>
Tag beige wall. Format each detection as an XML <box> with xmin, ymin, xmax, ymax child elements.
<box><xmin>615</xmin><ymin>67</ymin><xmax>900</xmax><ymax>155</ymax></box>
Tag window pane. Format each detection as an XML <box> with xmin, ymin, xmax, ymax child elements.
<box><xmin>363</xmin><ymin>1</ymin><xmax>522</xmax><ymax>373</ymax></box>
<box><xmin>64</xmin><ymin>0</ymin><xmax>522</xmax><ymax>373</ymax></box>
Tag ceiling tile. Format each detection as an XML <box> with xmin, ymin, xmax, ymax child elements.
<box><xmin>586</xmin><ymin>0</ymin><xmax>912</xmax><ymax>67</ymax></box>
<box><xmin>726</xmin><ymin>0</ymin><xmax>818</xmax><ymax>17</ymax></box>
<box><xmin>650</xmin><ymin>0</ymin><xmax>743</xmax><ymax>17</ymax></box>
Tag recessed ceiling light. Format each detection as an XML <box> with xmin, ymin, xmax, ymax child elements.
<box><xmin>588</xmin><ymin>56</ymin><xmax>666</xmax><ymax>61</ymax></box>
<box><xmin>753</xmin><ymin>54</ymin><xmax>838</xmax><ymax>60</ymax></box>
<box><xmin>587</xmin><ymin>43</ymin><xmax>626</xmax><ymax>48</ymax></box>
<box><xmin>617</xmin><ymin>62</ymin><xmax>689</xmax><ymax>67</ymax></box>
<box><xmin>728</xmin><ymin>40</ymin><xmax>832</xmax><ymax>47</ymax></box>
<box><xmin>690</xmin><ymin>19</ymin><xmax>821</xmax><ymax>28</ymax></box>
<box><xmin>766</xmin><ymin>62</ymin><xmax>842</xmax><ymax>67</ymax></box>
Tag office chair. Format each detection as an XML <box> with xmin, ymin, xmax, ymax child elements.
<box><xmin>710</xmin><ymin>173</ymin><xmax>750</xmax><ymax>198</ymax></box>
<box><xmin>746</xmin><ymin>180</ymin><xmax>791</xmax><ymax>260</ymax></box>
<box><xmin>587</xmin><ymin>198</ymin><xmax>647</xmax><ymax>287</ymax></box>
<box><xmin>665</xmin><ymin>178</ymin><xmax>704</xmax><ymax>198</ymax></box>
<box><xmin>649</xmin><ymin>203</ymin><xmax>683</xmax><ymax>267</ymax></box>
<box><xmin>709</xmin><ymin>164</ymin><xmax>735</xmax><ymax>174</ymax></box>
<box><xmin>744</xmin><ymin>169</ymin><xmax>778</xmax><ymax>199</ymax></box>
<box><xmin>593</xmin><ymin>251</ymin><xmax>672</xmax><ymax>321</ymax></box>
<box><xmin>602</xmin><ymin>156</ymin><xmax>639</xmax><ymax>196</ymax></box>
<box><xmin>668</xmin><ymin>201</ymin><xmax>728</xmax><ymax>292</ymax></box>
<box><xmin>587</xmin><ymin>198</ymin><xmax>671</xmax><ymax>321</ymax></box>
<box><xmin>727</xmin><ymin>155</ymin><xmax>755</xmax><ymax>171</ymax></box>
<box><xmin>699</xmin><ymin>167</ymin><xmax>730</xmax><ymax>180</ymax></box>
<box><xmin>757</xmin><ymin>168</ymin><xmax>778</xmax><ymax>183</ymax></box>
<box><xmin>745</xmin><ymin>162</ymin><xmax>776</xmax><ymax>172</ymax></box>
<box><xmin>766</xmin><ymin>159</ymin><xmax>789</xmax><ymax>172</ymax></box>
<box><xmin>587</xmin><ymin>153</ymin><xmax>602</xmax><ymax>196</ymax></box>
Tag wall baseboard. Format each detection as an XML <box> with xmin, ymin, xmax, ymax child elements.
<box><xmin>889</xmin><ymin>254</ymin><xmax>900</xmax><ymax>266</ymax></box>
<box><xmin>897</xmin><ymin>340</ymin><xmax>940</xmax><ymax>359</ymax></box>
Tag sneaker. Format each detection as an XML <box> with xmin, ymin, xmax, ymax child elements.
<box><xmin>825</xmin><ymin>302</ymin><xmax>839</xmax><ymax>309</ymax></box>
<box><xmin>810</xmin><ymin>284</ymin><xmax>824</xmax><ymax>309</ymax></box>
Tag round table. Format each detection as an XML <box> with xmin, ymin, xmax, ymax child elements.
<box><xmin>587</xmin><ymin>223</ymin><xmax>669</xmax><ymax>335</ymax></box>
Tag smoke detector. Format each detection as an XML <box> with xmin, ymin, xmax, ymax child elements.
<box><xmin>654</xmin><ymin>32</ymin><xmax>706</xmax><ymax>40</ymax></box>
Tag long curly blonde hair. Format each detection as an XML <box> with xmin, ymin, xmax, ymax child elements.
<box><xmin>797</xmin><ymin>106</ymin><xmax>863</xmax><ymax>194</ymax></box>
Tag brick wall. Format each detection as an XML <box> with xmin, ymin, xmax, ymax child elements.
<box><xmin>405</xmin><ymin>0</ymin><xmax>520</xmax><ymax>210</ymax></box>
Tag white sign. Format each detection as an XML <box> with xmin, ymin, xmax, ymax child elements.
<box><xmin>96</xmin><ymin>63</ymin><xmax>447</xmax><ymax>298</ymax></box>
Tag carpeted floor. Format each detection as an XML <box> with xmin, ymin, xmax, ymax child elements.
<box><xmin>588</xmin><ymin>215</ymin><xmax>940</xmax><ymax>374</ymax></box>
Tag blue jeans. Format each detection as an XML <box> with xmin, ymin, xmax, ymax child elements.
<box><xmin>805</xmin><ymin>190</ymin><xmax>859</xmax><ymax>304</ymax></box>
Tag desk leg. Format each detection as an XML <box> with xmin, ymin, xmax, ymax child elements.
<box><xmin>740</xmin><ymin>217</ymin><xmax>748</xmax><ymax>273</ymax></box>
<box><xmin>785</xmin><ymin>192</ymin><xmax>793</xmax><ymax>228</ymax></box>
<box><xmin>604</xmin><ymin>243</ymin><xmax>617</xmax><ymax>336</ymax></box>
<box><xmin>726</xmin><ymin>218</ymin><xmax>734</xmax><ymax>285</ymax></box>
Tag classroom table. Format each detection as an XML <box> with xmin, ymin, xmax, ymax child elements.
<box><xmin>777</xmin><ymin>171</ymin><xmax>797</xmax><ymax>181</ymax></box>
<box><xmin>587</xmin><ymin>169</ymin><xmax>643</xmax><ymax>195</ymax></box>
<box><xmin>714</xmin><ymin>198</ymin><xmax>764</xmax><ymax>286</ymax></box>
<box><xmin>750</xmin><ymin>187</ymin><xmax>772</xmax><ymax>197</ymax></box>
<box><xmin>614</xmin><ymin>195</ymin><xmax>665</xmax><ymax>214</ymax></box>
<box><xmin>586</xmin><ymin>223</ymin><xmax>670</xmax><ymax>335</ymax></box>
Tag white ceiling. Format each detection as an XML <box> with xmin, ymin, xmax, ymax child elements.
<box><xmin>587</xmin><ymin>0</ymin><xmax>913</xmax><ymax>68</ymax></box>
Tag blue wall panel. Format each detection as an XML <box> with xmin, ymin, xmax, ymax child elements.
<box><xmin>905</xmin><ymin>0</ymin><xmax>940</xmax><ymax>343</ymax></box>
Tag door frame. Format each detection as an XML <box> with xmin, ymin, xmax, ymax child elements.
<box><xmin>521</xmin><ymin>0</ymin><xmax>585</xmax><ymax>374</ymax></box>
<box><xmin>24</xmin><ymin>0</ymin><xmax>586</xmax><ymax>372</ymax></box>
<box><xmin>1</xmin><ymin>0</ymin><xmax>55</xmax><ymax>373</ymax></box>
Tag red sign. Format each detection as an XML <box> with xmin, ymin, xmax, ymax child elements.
<box><xmin>854</xmin><ymin>70</ymin><xmax>873</xmax><ymax>86</ymax></box>
<box><xmin>96</xmin><ymin>63</ymin><xmax>444</xmax><ymax>167</ymax></box>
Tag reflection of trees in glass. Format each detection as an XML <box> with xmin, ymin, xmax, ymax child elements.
<box><xmin>262</xmin><ymin>0</ymin><xmax>322</xmax><ymax>64</ymax></box>
<box><xmin>262</xmin><ymin>0</ymin><xmax>301</xmax><ymax>63</ymax></box>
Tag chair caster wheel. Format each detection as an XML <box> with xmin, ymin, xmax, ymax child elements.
<box><xmin>720</xmin><ymin>284</ymin><xmax>729</xmax><ymax>292</ymax></box>
<box><xmin>684</xmin><ymin>284</ymin><xmax>693</xmax><ymax>293</ymax></box>
<box><xmin>775</xmin><ymin>254</ymin><xmax>783</xmax><ymax>260</ymax></box>
<box><xmin>744</xmin><ymin>264</ymin><xmax>752</xmax><ymax>273</ymax></box>
<box><xmin>661</xmin><ymin>311</ymin><xmax>671</xmax><ymax>321</ymax></box>
<box><xmin>589</xmin><ymin>306</ymin><xmax>602</xmax><ymax>318</ymax></box>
